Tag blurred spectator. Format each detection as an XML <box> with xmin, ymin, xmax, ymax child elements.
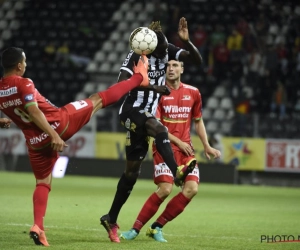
<box><xmin>270</xmin><ymin>81</ymin><xmax>287</xmax><ymax>119</ymax></box>
<box><xmin>236</xmin><ymin>17</ymin><xmax>249</xmax><ymax>36</ymax></box>
<box><xmin>276</xmin><ymin>42</ymin><xmax>288</xmax><ymax>82</ymax></box>
<box><xmin>227</xmin><ymin>29</ymin><xmax>244</xmax><ymax>60</ymax></box>
<box><xmin>43</xmin><ymin>42</ymin><xmax>56</xmax><ymax>62</ymax></box>
<box><xmin>170</xmin><ymin>32</ymin><xmax>185</xmax><ymax>48</ymax></box>
<box><xmin>264</xmin><ymin>45</ymin><xmax>279</xmax><ymax>89</ymax></box>
<box><xmin>255</xmin><ymin>14</ymin><xmax>269</xmax><ymax>49</ymax></box>
<box><xmin>56</xmin><ymin>42</ymin><xmax>70</xmax><ymax>65</ymax></box>
<box><xmin>246</xmin><ymin>48</ymin><xmax>263</xmax><ymax>94</ymax></box>
<box><xmin>213</xmin><ymin>41</ymin><xmax>230</xmax><ymax>81</ymax></box>
<box><xmin>193</xmin><ymin>24</ymin><xmax>207</xmax><ymax>51</ymax></box>
<box><xmin>193</xmin><ymin>24</ymin><xmax>208</xmax><ymax>65</ymax></box>
<box><xmin>233</xmin><ymin>89</ymin><xmax>251</xmax><ymax>136</ymax></box>
<box><xmin>227</xmin><ymin>29</ymin><xmax>243</xmax><ymax>51</ymax></box>
<box><xmin>229</xmin><ymin>57</ymin><xmax>244</xmax><ymax>99</ymax></box>
<box><xmin>296</xmin><ymin>51</ymin><xmax>300</xmax><ymax>84</ymax></box>
<box><xmin>242</xmin><ymin>29</ymin><xmax>258</xmax><ymax>53</ymax></box>
<box><xmin>210</xmin><ymin>24</ymin><xmax>226</xmax><ymax>48</ymax></box>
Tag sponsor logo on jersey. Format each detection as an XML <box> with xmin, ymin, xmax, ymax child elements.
<box><xmin>125</xmin><ymin>118</ymin><xmax>131</xmax><ymax>129</ymax></box>
<box><xmin>154</xmin><ymin>163</ymin><xmax>173</xmax><ymax>177</ymax></box>
<box><xmin>122</xmin><ymin>51</ymin><xmax>134</xmax><ymax>66</ymax></box>
<box><xmin>24</xmin><ymin>94</ymin><xmax>33</xmax><ymax>101</ymax></box>
<box><xmin>124</xmin><ymin>118</ymin><xmax>136</xmax><ymax>132</ymax></box>
<box><xmin>182</xmin><ymin>95</ymin><xmax>191</xmax><ymax>100</ymax></box>
<box><xmin>148</xmin><ymin>69</ymin><xmax>166</xmax><ymax>78</ymax></box>
<box><xmin>163</xmin><ymin>97</ymin><xmax>174</xmax><ymax>100</ymax></box>
<box><xmin>29</xmin><ymin>122</ymin><xmax>60</xmax><ymax>145</ymax></box>
<box><xmin>163</xmin><ymin>105</ymin><xmax>191</xmax><ymax>113</ymax></box>
<box><xmin>0</xmin><ymin>87</ymin><xmax>17</xmax><ymax>97</ymax></box>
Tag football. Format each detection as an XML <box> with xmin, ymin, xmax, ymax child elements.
<box><xmin>129</xmin><ymin>27</ymin><xmax>158</xmax><ymax>55</ymax></box>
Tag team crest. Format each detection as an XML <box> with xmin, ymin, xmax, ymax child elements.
<box><xmin>125</xmin><ymin>118</ymin><xmax>131</xmax><ymax>129</ymax></box>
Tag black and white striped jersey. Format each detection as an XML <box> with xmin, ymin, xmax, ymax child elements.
<box><xmin>119</xmin><ymin>43</ymin><xmax>184</xmax><ymax>115</ymax></box>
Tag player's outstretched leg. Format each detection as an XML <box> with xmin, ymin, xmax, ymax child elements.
<box><xmin>146</xmin><ymin>227</ymin><xmax>167</xmax><ymax>243</ymax></box>
<box><xmin>100</xmin><ymin>214</ymin><xmax>120</xmax><ymax>243</ymax></box>
<box><xmin>174</xmin><ymin>158</ymin><xmax>197</xmax><ymax>187</ymax></box>
<box><xmin>29</xmin><ymin>224</ymin><xmax>50</xmax><ymax>247</ymax></box>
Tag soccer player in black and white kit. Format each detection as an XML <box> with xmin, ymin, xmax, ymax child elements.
<box><xmin>100</xmin><ymin>17</ymin><xmax>203</xmax><ymax>243</ymax></box>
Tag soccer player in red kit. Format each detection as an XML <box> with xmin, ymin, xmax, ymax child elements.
<box><xmin>0</xmin><ymin>47</ymin><xmax>149</xmax><ymax>246</ymax></box>
<box><xmin>120</xmin><ymin>60</ymin><xmax>221</xmax><ymax>242</ymax></box>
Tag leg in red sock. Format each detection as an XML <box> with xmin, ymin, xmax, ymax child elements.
<box><xmin>98</xmin><ymin>73</ymin><xmax>143</xmax><ymax>107</ymax></box>
<box><xmin>33</xmin><ymin>183</ymin><xmax>51</xmax><ymax>230</ymax></box>
<box><xmin>132</xmin><ymin>192</ymin><xmax>163</xmax><ymax>232</ymax></box>
<box><xmin>155</xmin><ymin>192</ymin><xmax>191</xmax><ymax>227</ymax></box>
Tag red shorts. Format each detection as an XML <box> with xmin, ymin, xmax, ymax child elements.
<box><xmin>153</xmin><ymin>150</ymin><xmax>200</xmax><ymax>185</ymax></box>
<box><xmin>28</xmin><ymin>99</ymin><xmax>93</xmax><ymax>179</ymax></box>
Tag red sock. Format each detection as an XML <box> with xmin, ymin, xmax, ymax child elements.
<box><xmin>98</xmin><ymin>73</ymin><xmax>142</xmax><ymax>107</ymax></box>
<box><xmin>133</xmin><ymin>192</ymin><xmax>163</xmax><ymax>231</ymax></box>
<box><xmin>156</xmin><ymin>192</ymin><xmax>191</xmax><ymax>227</ymax></box>
<box><xmin>33</xmin><ymin>183</ymin><xmax>51</xmax><ymax>231</ymax></box>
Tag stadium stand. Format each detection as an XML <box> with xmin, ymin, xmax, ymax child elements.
<box><xmin>1</xmin><ymin>0</ymin><xmax>300</xmax><ymax>138</ymax></box>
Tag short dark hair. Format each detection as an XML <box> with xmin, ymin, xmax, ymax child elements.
<box><xmin>1</xmin><ymin>47</ymin><xmax>24</xmax><ymax>71</ymax></box>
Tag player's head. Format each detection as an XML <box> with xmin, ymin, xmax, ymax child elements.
<box><xmin>148</xmin><ymin>21</ymin><xmax>168</xmax><ymax>59</ymax></box>
<box><xmin>166</xmin><ymin>60</ymin><xmax>184</xmax><ymax>82</ymax></box>
<box><xmin>1</xmin><ymin>47</ymin><xmax>26</xmax><ymax>76</ymax></box>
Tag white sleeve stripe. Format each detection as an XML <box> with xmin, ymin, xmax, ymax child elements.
<box><xmin>120</xmin><ymin>67</ymin><xmax>133</xmax><ymax>75</ymax></box>
<box><xmin>175</xmin><ymin>49</ymin><xmax>184</xmax><ymax>60</ymax></box>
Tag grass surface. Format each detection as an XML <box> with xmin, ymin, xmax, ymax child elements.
<box><xmin>0</xmin><ymin>171</ymin><xmax>299</xmax><ymax>250</ymax></box>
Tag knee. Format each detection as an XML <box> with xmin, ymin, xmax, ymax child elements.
<box><xmin>124</xmin><ymin>170</ymin><xmax>140</xmax><ymax>181</ymax></box>
<box><xmin>157</xmin><ymin>185</ymin><xmax>173</xmax><ymax>200</ymax></box>
<box><xmin>183</xmin><ymin>184</ymin><xmax>198</xmax><ymax>199</ymax></box>
<box><xmin>124</xmin><ymin>163</ymin><xmax>141</xmax><ymax>181</ymax></box>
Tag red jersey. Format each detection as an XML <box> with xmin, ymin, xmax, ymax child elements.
<box><xmin>155</xmin><ymin>82</ymin><xmax>202</xmax><ymax>152</ymax></box>
<box><xmin>0</xmin><ymin>75</ymin><xmax>66</xmax><ymax>148</ymax></box>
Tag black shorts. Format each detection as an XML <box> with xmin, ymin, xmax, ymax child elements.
<box><xmin>119</xmin><ymin>107</ymin><xmax>155</xmax><ymax>161</ymax></box>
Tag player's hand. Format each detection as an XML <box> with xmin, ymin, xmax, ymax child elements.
<box><xmin>178</xmin><ymin>141</ymin><xmax>194</xmax><ymax>156</ymax></box>
<box><xmin>204</xmin><ymin>146</ymin><xmax>221</xmax><ymax>160</ymax></box>
<box><xmin>50</xmin><ymin>134</ymin><xmax>68</xmax><ymax>152</ymax></box>
<box><xmin>178</xmin><ymin>17</ymin><xmax>189</xmax><ymax>42</ymax></box>
<box><xmin>0</xmin><ymin>118</ymin><xmax>12</xmax><ymax>129</ymax></box>
<box><xmin>153</xmin><ymin>85</ymin><xmax>171</xmax><ymax>95</ymax></box>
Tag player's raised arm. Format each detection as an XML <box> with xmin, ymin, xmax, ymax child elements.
<box><xmin>177</xmin><ymin>17</ymin><xmax>203</xmax><ymax>65</ymax></box>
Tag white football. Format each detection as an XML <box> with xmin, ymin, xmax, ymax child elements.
<box><xmin>129</xmin><ymin>27</ymin><xmax>158</xmax><ymax>55</ymax></box>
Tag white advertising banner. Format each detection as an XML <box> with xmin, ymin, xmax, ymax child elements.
<box><xmin>266</xmin><ymin>139</ymin><xmax>300</xmax><ymax>172</ymax></box>
<box><xmin>61</xmin><ymin>132</ymin><xmax>95</xmax><ymax>158</ymax></box>
<box><xmin>0</xmin><ymin>129</ymin><xmax>95</xmax><ymax>158</ymax></box>
<box><xmin>0</xmin><ymin>129</ymin><xmax>26</xmax><ymax>155</ymax></box>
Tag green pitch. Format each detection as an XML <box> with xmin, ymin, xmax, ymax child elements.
<box><xmin>0</xmin><ymin>171</ymin><xmax>299</xmax><ymax>250</ymax></box>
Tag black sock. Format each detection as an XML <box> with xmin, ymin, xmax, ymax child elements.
<box><xmin>155</xmin><ymin>132</ymin><xmax>177</xmax><ymax>177</ymax></box>
<box><xmin>151</xmin><ymin>222</ymin><xmax>163</xmax><ymax>229</ymax></box>
<box><xmin>108</xmin><ymin>173</ymin><xmax>137</xmax><ymax>223</ymax></box>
